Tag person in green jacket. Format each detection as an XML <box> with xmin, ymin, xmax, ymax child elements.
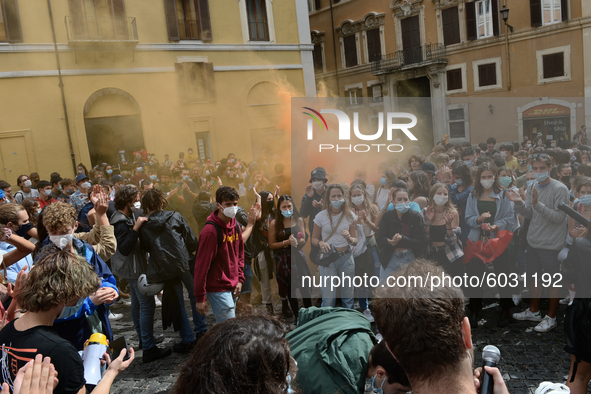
<box><xmin>286</xmin><ymin>307</ymin><xmax>410</xmax><ymax>394</ymax></box>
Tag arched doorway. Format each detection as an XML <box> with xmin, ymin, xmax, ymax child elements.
<box><xmin>518</xmin><ymin>99</ymin><xmax>577</xmax><ymax>144</ymax></box>
<box><xmin>83</xmin><ymin>88</ymin><xmax>145</xmax><ymax>166</ymax></box>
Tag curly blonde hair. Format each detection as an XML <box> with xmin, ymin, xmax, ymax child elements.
<box><xmin>16</xmin><ymin>251</ymin><xmax>100</xmax><ymax>313</ymax></box>
<box><xmin>42</xmin><ymin>202</ymin><xmax>77</xmax><ymax>234</ymax></box>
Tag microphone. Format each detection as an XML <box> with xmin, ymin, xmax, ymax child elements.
<box><xmin>480</xmin><ymin>345</ymin><xmax>501</xmax><ymax>394</ymax></box>
<box><xmin>558</xmin><ymin>202</ymin><xmax>590</xmax><ymax>228</ymax></box>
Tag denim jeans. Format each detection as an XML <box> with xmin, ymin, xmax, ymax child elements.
<box><xmin>381</xmin><ymin>250</ymin><xmax>415</xmax><ymax>282</ymax></box>
<box><xmin>320</xmin><ymin>253</ymin><xmax>355</xmax><ymax>309</ymax></box>
<box><xmin>206</xmin><ymin>291</ymin><xmax>237</xmax><ymax>323</ymax></box>
<box><xmin>173</xmin><ymin>277</ymin><xmax>196</xmax><ymax>344</ymax></box>
<box><xmin>129</xmin><ymin>279</ymin><xmax>156</xmax><ymax>350</ymax></box>
<box><xmin>179</xmin><ymin>271</ymin><xmax>207</xmax><ymax>334</ymax></box>
<box><xmin>241</xmin><ymin>264</ymin><xmax>253</xmax><ymax>294</ymax></box>
<box><xmin>354</xmin><ymin>247</ymin><xmax>375</xmax><ymax>310</ymax></box>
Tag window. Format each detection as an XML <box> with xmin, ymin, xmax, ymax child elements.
<box><xmin>313</xmin><ymin>44</ymin><xmax>323</xmax><ymax>72</ymax></box>
<box><xmin>476</xmin><ymin>0</ymin><xmax>493</xmax><ymax>38</ymax></box>
<box><xmin>314</xmin><ymin>0</ymin><xmax>321</xmax><ymax>10</ymax></box>
<box><xmin>0</xmin><ymin>0</ymin><xmax>21</xmax><ymax>42</ymax></box>
<box><xmin>442</xmin><ymin>7</ymin><xmax>460</xmax><ymax>46</ymax></box>
<box><xmin>531</xmin><ymin>0</ymin><xmax>567</xmax><ymax>27</ymax></box>
<box><xmin>478</xmin><ymin>63</ymin><xmax>496</xmax><ymax>86</ymax></box>
<box><xmin>175</xmin><ymin>62</ymin><xmax>217</xmax><ymax>102</ymax></box>
<box><xmin>246</xmin><ymin>0</ymin><xmax>269</xmax><ymax>41</ymax></box>
<box><xmin>543</xmin><ymin>52</ymin><xmax>564</xmax><ymax>79</ymax></box>
<box><xmin>367</xmin><ymin>84</ymin><xmax>382</xmax><ymax>102</ymax></box>
<box><xmin>366</xmin><ymin>28</ymin><xmax>381</xmax><ymax>62</ymax></box>
<box><xmin>542</xmin><ymin>0</ymin><xmax>561</xmax><ymax>25</ymax></box>
<box><xmin>447</xmin><ymin>68</ymin><xmax>462</xmax><ymax>91</ymax></box>
<box><xmin>348</xmin><ymin>88</ymin><xmax>362</xmax><ymax>105</ymax></box>
<box><xmin>343</xmin><ymin>35</ymin><xmax>358</xmax><ymax>68</ymax></box>
<box><xmin>163</xmin><ymin>0</ymin><xmax>212</xmax><ymax>41</ymax></box>
<box><xmin>466</xmin><ymin>0</ymin><xmax>499</xmax><ymax>40</ymax></box>
<box><xmin>448</xmin><ymin>108</ymin><xmax>466</xmax><ymax>139</ymax></box>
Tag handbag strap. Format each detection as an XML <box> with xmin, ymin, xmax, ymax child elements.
<box><xmin>324</xmin><ymin>213</ymin><xmax>347</xmax><ymax>243</ymax></box>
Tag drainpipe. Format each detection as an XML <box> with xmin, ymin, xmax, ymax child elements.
<box><xmin>329</xmin><ymin>0</ymin><xmax>340</xmax><ymax>95</ymax></box>
<box><xmin>47</xmin><ymin>0</ymin><xmax>77</xmax><ymax>174</ymax></box>
<box><xmin>504</xmin><ymin>0</ymin><xmax>512</xmax><ymax>91</ymax></box>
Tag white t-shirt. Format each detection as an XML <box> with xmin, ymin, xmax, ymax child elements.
<box><xmin>313</xmin><ymin>210</ymin><xmax>357</xmax><ymax>248</ymax></box>
<box><xmin>375</xmin><ymin>187</ymin><xmax>389</xmax><ymax>211</ymax></box>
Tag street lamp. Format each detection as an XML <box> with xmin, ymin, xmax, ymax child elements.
<box><xmin>500</xmin><ymin>5</ymin><xmax>513</xmax><ymax>91</ymax></box>
<box><xmin>500</xmin><ymin>6</ymin><xmax>513</xmax><ymax>33</ymax></box>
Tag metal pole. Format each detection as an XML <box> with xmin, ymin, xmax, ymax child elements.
<box><xmin>504</xmin><ymin>0</ymin><xmax>512</xmax><ymax>91</ymax></box>
<box><xmin>47</xmin><ymin>0</ymin><xmax>77</xmax><ymax>174</ymax></box>
<box><xmin>328</xmin><ymin>0</ymin><xmax>340</xmax><ymax>95</ymax></box>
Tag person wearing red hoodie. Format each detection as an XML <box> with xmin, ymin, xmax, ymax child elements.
<box><xmin>194</xmin><ymin>186</ymin><xmax>244</xmax><ymax>323</ymax></box>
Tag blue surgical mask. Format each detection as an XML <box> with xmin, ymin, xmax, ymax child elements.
<box><xmin>395</xmin><ymin>203</ymin><xmax>410</xmax><ymax>213</ymax></box>
<box><xmin>528</xmin><ymin>165</ymin><xmax>532</xmax><ymax>171</ymax></box>
<box><xmin>150</xmin><ymin>175</ymin><xmax>157</xmax><ymax>181</ymax></box>
<box><xmin>281</xmin><ymin>210</ymin><xmax>293</xmax><ymax>218</ymax></box>
<box><xmin>371</xmin><ymin>374</ymin><xmax>386</xmax><ymax>394</ymax></box>
<box><xmin>137</xmin><ymin>167</ymin><xmax>143</xmax><ymax>172</ymax></box>
<box><xmin>182</xmin><ymin>176</ymin><xmax>190</xmax><ymax>182</ymax></box>
<box><xmin>455</xmin><ymin>179</ymin><xmax>463</xmax><ymax>186</ymax></box>
<box><xmin>579</xmin><ymin>194</ymin><xmax>591</xmax><ymax>206</ymax></box>
<box><xmin>499</xmin><ymin>176</ymin><xmax>512</xmax><ymax>187</ymax></box>
<box><xmin>527</xmin><ymin>180</ymin><xmax>536</xmax><ymax>186</ymax></box>
<box><xmin>386</xmin><ymin>203</ymin><xmax>395</xmax><ymax>211</ymax></box>
<box><xmin>331</xmin><ymin>199</ymin><xmax>345</xmax><ymax>209</ymax></box>
<box><xmin>106</xmin><ymin>169</ymin><xmax>113</xmax><ymax>175</ymax></box>
<box><xmin>465</xmin><ymin>160</ymin><xmax>473</xmax><ymax>167</ymax></box>
<box><xmin>380</xmin><ymin>177</ymin><xmax>387</xmax><ymax>186</ymax></box>
<box><xmin>533</xmin><ymin>171</ymin><xmax>549</xmax><ymax>183</ymax></box>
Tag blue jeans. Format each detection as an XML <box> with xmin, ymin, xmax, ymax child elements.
<box><xmin>206</xmin><ymin>291</ymin><xmax>237</xmax><ymax>323</ymax></box>
<box><xmin>381</xmin><ymin>250</ymin><xmax>415</xmax><ymax>282</ymax></box>
<box><xmin>320</xmin><ymin>253</ymin><xmax>355</xmax><ymax>309</ymax></box>
<box><xmin>173</xmin><ymin>277</ymin><xmax>196</xmax><ymax>344</ymax></box>
<box><xmin>240</xmin><ymin>265</ymin><xmax>253</xmax><ymax>294</ymax></box>
<box><xmin>129</xmin><ymin>280</ymin><xmax>156</xmax><ymax>350</ymax></box>
<box><xmin>179</xmin><ymin>271</ymin><xmax>207</xmax><ymax>334</ymax></box>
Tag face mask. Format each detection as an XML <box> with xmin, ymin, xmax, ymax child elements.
<box><xmin>82</xmin><ymin>182</ymin><xmax>91</xmax><ymax>189</ymax></box>
<box><xmin>534</xmin><ymin>171</ymin><xmax>549</xmax><ymax>183</ymax></box>
<box><xmin>433</xmin><ymin>195</ymin><xmax>448</xmax><ymax>206</ymax></box>
<box><xmin>189</xmin><ymin>151</ymin><xmax>193</xmax><ymax>155</ymax></box>
<box><xmin>205</xmin><ymin>171</ymin><xmax>210</xmax><ymax>176</ymax></box>
<box><xmin>570</xmin><ymin>190</ymin><xmax>575</xmax><ymax>198</ymax></box>
<box><xmin>455</xmin><ymin>179</ymin><xmax>463</xmax><ymax>186</ymax></box>
<box><xmin>500</xmin><ymin>151</ymin><xmax>508</xmax><ymax>159</ymax></box>
<box><xmin>351</xmin><ymin>195</ymin><xmax>364</xmax><ymax>206</ymax></box>
<box><xmin>527</xmin><ymin>180</ymin><xmax>536</xmax><ymax>186</ymax></box>
<box><xmin>182</xmin><ymin>176</ymin><xmax>190</xmax><ymax>182</ymax></box>
<box><xmin>528</xmin><ymin>165</ymin><xmax>532</xmax><ymax>171</ymax></box>
<box><xmin>371</xmin><ymin>374</ymin><xmax>386</xmax><ymax>394</ymax></box>
<box><xmin>50</xmin><ymin>233</ymin><xmax>74</xmax><ymax>250</ymax></box>
<box><xmin>78</xmin><ymin>169</ymin><xmax>84</xmax><ymax>174</ymax></box>
<box><xmin>499</xmin><ymin>176</ymin><xmax>512</xmax><ymax>187</ymax></box>
<box><xmin>222</xmin><ymin>206</ymin><xmax>238</xmax><ymax>219</ymax></box>
<box><xmin>312</xmin><ymin>181</ymin><xmax>324</xmax><ymax>191</ymax></box>
<box><xmin>150</xmin><ymin>175</ymin><xmax>157</xmax><ymax>181</ymax></box>
<box><xmin>579</xmin><ymin>194</ymin><xmax>591</xmax><ymax>206</ymax></box>
<box><xmin>266</xmin><ymin>200</ymin><xmax>274</xmax><ymax>209</ymax></box>
<box><xmin>386</xmin><ymin>203</ymin><xmax>395</xmax><ymax>211</ymax></box>
<box><xmin>518</xmin><ymin>160</ymin><xmax>527</xmax><ymax>166</ymax></box>
<box><xmin>230</xmin><ymin>159</ymin><xmax>235</xmax><ymax>163</ymax></box>
<box><xmin>23</xmin><ymin>180</ymin><xmax>32</xmax><ymax>188</ymax></box>
<box><xmin>448</xmin><ymin>159</ymin><xmax>455</xmax><ymax>166</ymax></box>
<box><xmin>106</xmin><ymin>169</ymin><xmax>113</xmax><ymax>175</ymax></box>
<box><xmin>131</xmin><ymin>201</ymin><xmax>141</xmax><ymax>213</ymax></box>
<box><xmin>562</xmin><ymin>175</ymin><xmax>571</xmax><ymax>185</ymax></box>
<box><xmin>465</xmin><ymin>160</ymin><xmax>473</xmax><ymax>168</ymax></box>
<box><xmin>137</xmin><ymin>167</ymin><xmax>143</xmax><ymax>172</ymax></box>
<box><xmin>380</xmin><ymin>177</ymin><xmax>387</xmax><ymax>186</ymax></box>
<box><xmin>526</xmin><ymin>143</ymin><xmax>532</xmax><ymax>148</ymax></box>
<box><xmin>480</xmin><ymin>179</ymin><xmax>495</xmax><ymax>189</ymax></box>
<box><xmin>395</xmin><ymin>203</ymin><xmax>410</xmax><ymax>213</ymax></box>
<box><xmin>281</xmin><ymin>210</ymin><xmax>293</xmax><ymax>218</ymax></box>
<box><xmin>331</xmin><ymin>199</ymin><xmax>345</xmax><ymax>209</ymax></box>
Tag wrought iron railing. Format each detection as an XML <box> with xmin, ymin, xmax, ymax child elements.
<box><xmin>65</xmin><ymin>16</ymin><xmax>138</xmax><ymax>42</ymax></box>
<box><xmin>371</xmin><ymin>43</ymin><xmax>447</xmax><ymax>75</ymax></box>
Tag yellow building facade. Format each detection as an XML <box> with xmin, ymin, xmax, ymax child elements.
<box><xmin>0</xmin><ymin>0</ymin><xmax>316</xmax><ymax>180</ymax></box>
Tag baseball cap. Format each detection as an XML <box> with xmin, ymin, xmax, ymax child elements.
<box><xmin>419</xmin><ymin>162</ymin><xmax>437</xmax><ymax>174</ymax></box>
<box><xmin>111</xmin><ymin>175</ymin><xmax>125</xmax><ymax>182</ymax></box>
<box><xmin>75</xmin><ymin>174</ymin><xmax>89</xmax><ymax>183</ymax></box>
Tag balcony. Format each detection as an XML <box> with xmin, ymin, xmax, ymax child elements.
<box><xmin>65</xmin><ymin>16</ymin><xmax>139</xmax><ymax>44</ymax></box>
<box><xmin>371</xmin><ymin>43</ymin><xmax>447</xmax><ymax>76</ymax></box>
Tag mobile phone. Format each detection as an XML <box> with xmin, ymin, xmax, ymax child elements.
<box><xmin>111</xmin><ymin>336</ymin><xmax>130</xmax><ymax>361</ymax></box>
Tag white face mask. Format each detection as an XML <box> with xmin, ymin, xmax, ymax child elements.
<box><xmin>131</xmin><ymin>201</ymin><xmax>141</xmax><ymax>212</ymax></box>
<box><xmin>50</xmin><ymin>233</ymin><xmax>74</xmax><ymax>250</ymax></box>
<box><xmin>221</xmin><ymin>205</ymin><xmax>238</xmax><ymax>219</ymax></box>
<box><xmin>23</xmin><ymin>180</ymin><xmax>32</xmax><ymax>188</ymax></box>
<box><xmin>480</xmin><ymin>179</ymin><xmax>495</xmax><ymax>190</ymax></box>
<box><xmin>351</xmin><ymin>195</ymin><xmax>364</xmax><ymax>206</ymax></box>
<box><xmin>82</xmin><ymin>182</ymin><xmax>91</xmax><ymax>189</ymax></box>
<box><xmin>312</xmin><ymin>181</ymin><xmax>324</xmax><ymax>191</ymax></box>
<box><xmin>433</xmin><ymin>194</ymin><xmax>448</xmax><ymax>206</ymax></box>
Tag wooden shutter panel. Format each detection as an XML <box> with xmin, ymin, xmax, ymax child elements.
<box><xmin>314</xmin><ymin>0</ymin><xmax>321</xmax><ymax>10</ymax></box>
<box><xmin>543</xmin><ymin>53</ymin><xmax>564</xmax><ymax>79</ymax></box>
<box><xmin>196</xmin><ymin>0</ymin><xmax>212</xmax><ymax>41</ymax></box>
<box><xmin>492</xmin><ymin>0</ymin><xmax>500</xmax><ymax>36</ymax></box>
<box><xmin>530</xmin><ymin>0</ymin><xmax>542</xmax><ymax>27</ymax></box>
<box><xmin>110</xmin><ymin>0</ymin><xmax>125</xmax><ymax>17</ymax></box>
<box><xmin>3</xmin><ymin>0</ymin><xmax>22</xmax><ymax>42</ymax></box>
<box><xmin>561</xmin><ymin>0</ymin><xmax>568</xmax><ymax>22</ymax></box>
<box><xmin>204</xmin><ymin>62</ymin><xmax>216</xmax><ymax>101</ymax></box>
<box><xmin>344</xmin><ymin>35</ymin><xmax>357</xmax><ymax>67</ymax></box>
<box><xmin>465</xmin><ymin>2</ymin><xmax>477</xmax><ymax>41</ymax></box>
<box><xmin>175</xmin><ymin>63</ymin><xmax>188</xmax><ymax>102</ymax></box>
<box><xmin>442</xmin><ymin>7</ymin><xmax>460</xmax><ymax>45</ymax></box>
<box><xmin>367</xmin><ymin>28</ymin><xmax>381</xmax><ymax>62</ymax></box>
<box><xmin>442</xmin><ymin>8</ymin><xmax>452</xmax><ymax>45</ymax></box>
<box><xmin>164</xmin><ymin>0</ymin><xmax>180</xmax><ymax>41</ymax></box>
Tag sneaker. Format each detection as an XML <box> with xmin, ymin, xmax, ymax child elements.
<box><xmin>142</xmin><ymin>346</ymin><xmax>172</xmax><ymax>363</ymax></box>
<box><xmin>512</xmin><ymin>308</ymin><xmax>542</xmax><ymax>322</ymax></box>
<box><xmin>559</xmin><ymin>296</ymin><xmax>570</xmax><ymax>305</ymax></box>
<box><xmin>108</xmin><ymin>312</ymin><xmax>124</xmax><ymax>321</ymax></box>
<box><xmin>534</xmin><ymin>316</ymin><xmax>557</xmax><ymax>333</ymax></box>
<box><xmin>362</xmin><ymin>309</ymin><xmax>375</xmax><ymax>323</ymax></box>
<box><xmin>173</xmin><ymin>340</ymin><xmax>197</xmax><ymax>354</ymax></box>
<box><xmin>154</xmin><ymin>295</ymin><xmax>162</xmax><ymax>308</ymax></box>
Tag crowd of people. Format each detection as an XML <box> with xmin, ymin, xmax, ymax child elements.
<box><xmin>0</xmin><ymin>133</ymin><xmax>589</xmax><ymax>393</ymax></box>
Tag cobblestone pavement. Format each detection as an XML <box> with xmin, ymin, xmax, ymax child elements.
<box><xmin>107</xmin><ymin>292</ymin><xmax>584</xmax><ymax>394</ymax></box>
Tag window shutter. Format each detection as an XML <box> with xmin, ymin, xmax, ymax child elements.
<box><xmin>3</xmin><ymin>0</ymin><xmax>22</xmax><ymax>42</ymax></box>
<box><xmin>314</xmin><ymin>0</ymin><xmax>321</xmax><ymax>10</ymax></box>
<box><xmin>447</xmin><ymin>68</ymin><xmax>462</xmax><ymax>91</ymax></box>
<box><xmin>465</xmin><ymin>2</ymin><xmax>477</xmax><ymax>41</ymax></box>
<box><xmin>313</xmin><ymin>44</ymin><xmax>323</xmax><ymax>71</ymax></box>
<box><xmin>442</xmin><ymin>8</ymin><xmax>452</xmax><ymax>45</ymax></box>
<box><xmin>196</xmin><ymin>0</ymin><xmax>212</xmax><ymax>41</ymax></box>
<box><xmin>164</xmin><ymin>0</ymin><xmax>180</xmax><ymax>41</ymax></box>
<box><xmin>110</xmin><ymin>0</ymin><xmax>126</xmax><ymax>17</ymax></box>
<box><xmin>367</xmin><ymin>28</ymin><xmax>381</xmax><ymax>62</ymax></box>
<box><xmin>492</xmin><ymin>0</ymin><xmax>500</xmax><ymax>36</ymax></box>
<box><xmin>175</xmin><ymin>63</ymin><xmax>188</xmax><ymax>102</ymax></box>
<box><xmin>478</xmin><ymin>63</ymin><xmax>496</xmax><ymax>86</ymax></box>
<box><xmin>530</xmin><ymin>0</ymin><xmax>542</xmax><ymax>27</ymax></box>
<box><xmin>561</xmin><ymin>0</ymin><xmax>568</xmax><ymax>22</ymax></box>
<box><xmin>543</xmin><ymin>53</ymin><xmax>564</xmax><ymax>79</ymax></box>
<box><xmin>204</xmin><ymin>62</ymin><xmax>216</xmax><ymax>101</ymax></box>
<box><xmin>442</xmin><ymin>7</ymin><xmax>460</xmax><ymax>45</ymax></box>
<box><xmin>344</xmin><ymin>35</ymin><xmax>357</xmax><ymax>67</ymax></box>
